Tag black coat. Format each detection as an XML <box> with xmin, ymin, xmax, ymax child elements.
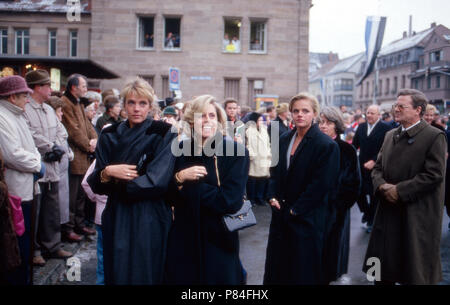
<box><xmin>264</xmin><ymin>124</ymin><xmax>340</xmax><ymax>284</ymax></box>
<box><xmin>352</xmin><ymin>121</ymin><xmax>392</xmax><ymax>191</ymax></box>
<box><xmin>267</xmin><ymin>116</ymin><xmax>290</xmax><ymax>140</ymax></box>
<box><xmin>87</xmin><ymin>119</ymin><xmax>176</xmax><ymax>285</ymax></box>
<box><xmin>164</xmin><ymin>137</ymin><xmax>250</xmax><ymax>285</ymax></box>
<box><xmin>445</xmin><ymin>129</ymin><xmax>450</xmax><ymax>216</ymax></box>
<box><xmin>323</xmin><ymin>137</ymin><xmax>361</xmax><ymax>283</ymax></box>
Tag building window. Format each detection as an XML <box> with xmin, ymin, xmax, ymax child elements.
<box><xmin>224</xmin><ymin>78</ymin><xmax>240</xmax><ymax>100</ymax></box>
<box><xmin>249</xmin><ymin>20</ymin><xmax>267</xmax><ymax>53</ymax></box>
<box><xmin>402</xmin><ymin>75</ymin><xmax>406</xmax><ymax>88</ymax></box>
<box><xmin>70</xmin><ymin>30</ymin><xmax>77</xmax><ymax>57</ymax></box>
<box><xmin>223</xmin><ymin>18</ymin><xmax>241</xmax><ymax>53</ymax></box>
<box><xmin>378</xmin><ymin>79</ymin><xmax>382</xmax><ymax>96</ymax></box>
<box><xmin>139</xmin><ymin>75</ymin><xmax>154</xmax><ymax>87</ymax></box>
<box><xmin>436</xmin><ymin>75</ymin><xmax>440</xmax><ymax>89</ymax></box>
<box><xmin>161</xmin><ymin>75</ymin><xmax>170</xmax><ymax>99</ymax></box>
<box><xmin>0</xmin><ymin>29</ymin><xmax>7</xmax><ymax>54</ymax></box>
<box><xmin>48</xmin><ymin>30</ymin><xmax>56</xmax><ymax>56</ymax></box>
<box><xmin>138</xmin><ymin>16</ymin><xmax>154</xmax><ymax>48</ymax></box>
<box><xmin>427</xmin><ymin>77</ymin><xmax>431</xmax><ymax>89</ymax></box>
<box><xmin>393</xmin><ymin>76</ymin><xmax>398</xmax><ymax>94</ymax></box>
<box><xmin>365</xmin><ymin>81</ymin><xmax>369</xmax><ymax>97</ymax></box>
<box><xmin>403</xmin><ymin>52</ymin><xmax>409</xmax><ymax>63</ymax></box>
<box><xmin>248</xmin><ymin>79</ymin><xmax>264</xmax><ymax>106</ymax></box>
<box><xmin>385</xmin><ymin>78</ymin><xmax>390</xmax><ymax>95</ymax></box>
<box><xmin>164</xmin><ymin>17</ymin><xmax>181</xmax><ymax>50</ymax></box>
<box><xmin>430</xmin><ymin>50</ymin><xmax>443</xmax><ymax>63</ymax></box>
<box><xmin>15</xmin><ymin>29</ymin><xmax>29</xmax><ymax>55</ymax></box>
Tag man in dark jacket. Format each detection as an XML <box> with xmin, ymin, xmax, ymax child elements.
<box><xmin>60</xmin><ymin>74</ymin><xmax>97</xmax><ymax>242</ymax></box>
<box><xmin>352</xmin><ymin>105</ymin><xmax>392</xmax><ymax>231</ymax></box>
<box><xmin>363</xmin><ymin>89</ymin><xmax>447</xmax><ymax>285</ymax></box>
<box><xmin>267</xmin><ymin>103</ymin><xmax>290</xmax><ymax>141</ymax></box>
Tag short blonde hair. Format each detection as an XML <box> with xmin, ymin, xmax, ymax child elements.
<box><xmin>276</xmin><ymin>103</ymin><xmax>290</xmax><ymax>115</ymax></box>
<box><xmin>121</xmin><ymin>77</ymin><xmax>158</xmax><ymax>110</ymax></box>
<box><xmin>183</xmin><ymin>95</ymin><xmax>227</xmax><ymax>136</ymax></box>
<box><xmin>426</xmin><ymin>104</ymin><xmax>437</xmax><ymax>114</ymax></box>
<box><xmin>289</xmin><ymin>92</ymin><xmax>320</xmax><ymax>116</ymax></box>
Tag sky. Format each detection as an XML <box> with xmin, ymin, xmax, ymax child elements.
<box><xmin>309</xmin><ymin>0</ymin><xmax>450</xmax><ymax>59</ymax></box>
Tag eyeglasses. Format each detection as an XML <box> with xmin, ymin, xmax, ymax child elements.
<box><xmin>392</xmin><ymin>103</ymin><xmax>411</xmax><ymax>110</ymax></box>
<box><xmin>17</xmin><ymin>93</ymin><xmax>30</xmax><ymax>99</ymax></box>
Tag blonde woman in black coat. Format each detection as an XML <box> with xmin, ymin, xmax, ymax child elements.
<box><xmin>264</xmin><ymin>93</ymin><xmax>340</xmax><ymax>284</ymax></box>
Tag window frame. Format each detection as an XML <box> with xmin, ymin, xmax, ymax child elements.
<box><xmin>15</xmin><ymin>28</ymin><xmax>29</xmax><ymax>55</ymax></box>
<box><xmin>0</xmin><ymin>28</ymin><xmax>7</xmax><ymax>54</ymax></box>
<box><xmin>136</xmin><ymin>15</ymin><xmax>155</xmax><ymax>50</ymax></box>
<box><xmin>48</xmin><ymin>29</ymin><xmax>57</xmax><ymax>57</ymax></box>
<box><xmin>248</xmin><ymin>18</ymin><xmax>268</xmax><ymax>54</ymax></box>
<box><xmin>223</xmin><ymin>17</ymin><xmax>242</xmax><ymax>54</ymax></box>
<box><xmin>163</xmin><ymin>15</ymin><xmax>182</xmax><ymax>51</ymax></box>
<box><xmin>69</xmin><ymin>29</ymin><xmax>78</xmax><ymax>57</ymax></box>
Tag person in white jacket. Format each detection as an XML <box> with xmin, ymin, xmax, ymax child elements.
<box><xmin>245</xmin><ymin>112</ymin><xmax>271</xmax><ymax>206</ymax></box>
<box><xmin>0</xmin><ymin>75</ymin><xmax>42</xmax><ymax>285</ymax></box>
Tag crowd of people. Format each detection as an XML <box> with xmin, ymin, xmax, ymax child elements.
<box><xmin>0</xmin><ymin>71</ymin><xmax>449</xmax><ymax>286</ymax></box>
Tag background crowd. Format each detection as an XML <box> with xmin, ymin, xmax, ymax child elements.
<box><xmin>0</xmin><ymin>71</ymin><xmax>449</xmax><ymax>285</ymax></box>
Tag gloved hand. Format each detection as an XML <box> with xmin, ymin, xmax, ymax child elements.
<box><xmin>33</xmin><ymin>162</ymin><xmax>46</xmax><ymax>182</ymax></box>
<box><xmin>43</xmin><ymin>144</ymin><xmax>66</xmax><ymax>162</ymax></box>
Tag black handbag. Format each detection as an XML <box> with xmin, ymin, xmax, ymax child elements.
<box><xmin>213</xmin><ymin>156</ymin><xmax>257</xmax><ymax>232</ymax></box>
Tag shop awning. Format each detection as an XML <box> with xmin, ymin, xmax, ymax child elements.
<box><xmin>0</xmin><ymin>55</ymin><xmax>119</xmax><ymax>79</ymax></box>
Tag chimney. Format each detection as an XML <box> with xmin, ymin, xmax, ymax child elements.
<box><xmin>431</xmin><ymin>22</ymin><xmax>437</xmax><ymax>28</ymax></box>
<box><xmin>403</xmin><ymin>31</ymin><xmax>407</xmax><ymax>39</ymax></box>
<box><xmin>409</xmin><ymin>15</ymin><xmax>412</xmax><ymax>37</ymax></box>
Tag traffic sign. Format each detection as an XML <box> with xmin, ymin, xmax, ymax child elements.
<box><xmin>169</xmin><ymin>67</ymin><xmax>180</xmax><ymax>91</ymax></box>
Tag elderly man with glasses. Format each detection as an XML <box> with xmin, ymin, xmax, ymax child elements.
<box><xmin>363</xmin><ymin>89</ymin><xmax>447</xmax><ymax>285</ymax></box>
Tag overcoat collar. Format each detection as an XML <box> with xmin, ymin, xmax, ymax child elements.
<box><xmin>287</xmin><ymin>123</ymin><xmax>319</xmax><ymax>172</ymax></box>
<box><xmin>63</xmin><ymin>90</ymin><xmax>79</xmax><ymax>105</ymax></box>
<box><xmin>393</xmin><ymin>119</ymin><xmax>427</xmax><ymax>144</ymax></box>
<box><xmin>0</xmin><ymin>98</ymin><xmax>24</xmax><ymax>115</ymax></box>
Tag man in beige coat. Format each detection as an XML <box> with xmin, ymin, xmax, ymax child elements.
<box><xmin>60</xmin><ymin>74</ymin><xmax>97</xmax><ymax>242</ymax></box>
<box><xmin>24</xmin><ymin>70</ymin><xmax>73</xmax><ymax>266</ymax></box>
<box><xmin>363</xmin><ymin>89</ymin><xmax>447</xmax><ymax>285</ymax></box>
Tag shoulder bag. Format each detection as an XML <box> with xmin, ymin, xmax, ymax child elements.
<box><xmin>214</xmin><ymin>155</ymin><xmax>257</xmax><ymax>232</ymax></box>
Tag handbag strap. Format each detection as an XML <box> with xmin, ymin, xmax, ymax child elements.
<box><xmin>214</xmin><ymin>155</ymin><xmax>220</xmax><ymax>187</ymax></box>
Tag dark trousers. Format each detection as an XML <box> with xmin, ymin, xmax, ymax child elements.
<box><xmin>247</xmin><ymin>176</ymin><xmax>268</xmax><ymax>206</ymax></box>
<box><xmin>62</xmin><ymin>174</ymin><xmax>86</xmax><ymax>234</ymax></box>
<box><xmin>36</xmin><ymin>182</ymin><xmax>61</xmax><ymax>255</ymax></box>
<box><xmin>6</xmin><ymin>200</ymin><xmax>32</xmax><ymax>285</ymax></box>
<box><xmin>356</xmin><ymin>169</ymin><xmax>372</xmax><ymax>219</ymax></box>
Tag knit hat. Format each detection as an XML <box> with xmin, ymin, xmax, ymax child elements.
<box><xmin>0</xmin><ymin>75</ymin><xmax>33</xmax><ymax>96</ymax></box>
<box><xmin>162</xmin><ymin>106</ymin><xmax>177</xmax><ymax>117</ymax></box>
<box><xmin>25</xmin><ymin>69</ymin><xmax>51</xmax><ymax>86</ymax></box>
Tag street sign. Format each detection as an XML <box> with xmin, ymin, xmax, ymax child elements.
<box><xmin>169</xmin><ymin>67</ymin><xmax>180</xmax><ymax>91</ymax></box>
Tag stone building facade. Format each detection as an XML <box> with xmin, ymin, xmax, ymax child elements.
<box><xmin>0</xmin><ymin>0</ymin><xmax>118</xmax><ymax>87</ymax></box>
<box><xmin>309</xmin><ymin>52</ymin><xmax>364</xmax><ymax>108</ymax></box>
<box><xmin>355</xmin><ymin>23</ymin><xmax>450</xmax><ymax>113</ymax></box>
<box><xmin>410</xmin><ymin>24</ymin><xmax>450</xmax><ymax>113</ymax></box>
<box><xmin>90</xmin><ymin>0</ymin><xmax>312</xmax><ymax>106</ymax></box>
